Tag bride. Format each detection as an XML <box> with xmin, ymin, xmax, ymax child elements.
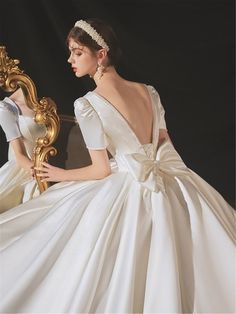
<box><xmin>0</xmin><ymin>88</ymin><xmax>45</xmax><ymax>213</ymax></box>
<box><xmin>0</xmin><ymin>18</ymin><xmax>235</xmax><ymax>313</ymax></box>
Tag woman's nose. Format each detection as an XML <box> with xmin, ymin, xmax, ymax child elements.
<box><xmin>67</xmin><ymin>54</ymin><xmax>73</xmax><ymax>63</ymax></box>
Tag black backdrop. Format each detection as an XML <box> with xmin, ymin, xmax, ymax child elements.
<box><xmin>0</xmin><ymin>0</ymin><xmax>235</xmax><ymax>205</ymax></box>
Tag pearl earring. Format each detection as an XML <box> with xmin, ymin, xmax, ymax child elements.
<box><xmin>96</xmin><ymin>63</ymin><xmax>105</xmax><ymax>80</ymax></box>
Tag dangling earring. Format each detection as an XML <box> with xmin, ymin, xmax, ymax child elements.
<box><xmin>96</xmin><ymin>63</ymin><xmax>105</xmax><ymax>80</ymax></box>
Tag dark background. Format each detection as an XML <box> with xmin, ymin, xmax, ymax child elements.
<box><xmin>0</xmin><ymin>0</ymin><xmax>235</xmax><ymax>206</ymax></box>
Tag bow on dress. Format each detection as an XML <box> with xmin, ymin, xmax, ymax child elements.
<box><xmin>123</xmin><ymin>140</ymin><xmax>191</xmax><ymax>193</ymax></box>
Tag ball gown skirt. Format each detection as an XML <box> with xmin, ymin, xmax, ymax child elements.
<box><xmin>0</xmin><ymin>86</ymin><xmax>235</xmax><ymax>313</ymax></box>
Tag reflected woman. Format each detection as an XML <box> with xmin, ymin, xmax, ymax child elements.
<box><xmin>0</xmin><ymin>87</ymin><xmax>45</xmax><ymax>212</ymax></box>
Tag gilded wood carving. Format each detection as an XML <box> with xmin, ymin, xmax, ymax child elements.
<box><xmin>0</xmin><ymin>46</ymin><xmax>60</xmax><ymax>192</ymax></box>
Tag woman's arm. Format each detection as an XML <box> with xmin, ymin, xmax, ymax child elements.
<box><xmin>11</xmin><ymin>138</ymin><xmax>33</xmax><ymax>172</ymax></box>
<box><xmin>36</xmin><ymin>149</ymin><xmax>111</xmax><ymax>182</ymax></box>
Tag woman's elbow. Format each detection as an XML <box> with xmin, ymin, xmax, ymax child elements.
<box><xmin>93</xmin><ymin>165</ymin><xmax>112</xmax><ymax>179</ymax></box>
<box><xmin>97</xmin><ymin>168</ymin><xmax>112</xmax><ymax>179</ymax></box>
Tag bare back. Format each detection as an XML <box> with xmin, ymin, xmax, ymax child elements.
<box><xmin>94</xmin><ymin>81</ymin><xmax>153</xmax><ymax>145</ymax></box>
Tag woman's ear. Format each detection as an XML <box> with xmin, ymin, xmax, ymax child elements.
<box><xmin>97</xmin><ymin>48</ymin><xmax>108</xmax><ymax>64</ymax></box>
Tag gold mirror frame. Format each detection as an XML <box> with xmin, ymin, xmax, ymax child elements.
<box><xmin>0</xmin><ymin>46</ymin><xmax>60</xmax><ymax>192</ymax></box>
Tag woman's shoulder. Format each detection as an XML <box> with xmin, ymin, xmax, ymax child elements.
<box><xmin>73</xmin><ymin>95</ymin><xmax>95</xmax><ymax>115</ymax></box>
<box><xmin>124</xmin><ymin>80</ymin><xmax>159</xmax><ymax>95</ymax></box>
<box><xmin>124</xmin><ymin>80</ymin><xmax>146</xmax><ymax>89</ymax></box>
<box><xmin>0</xmin><ymin>97</ymin><xmax>19</xmax><ymax>116</ymax></box>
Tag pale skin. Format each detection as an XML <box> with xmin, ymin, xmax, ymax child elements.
<box><xmin>36</xmin><ymin>38</ymin><xmax>171</xmax><ymax>182</ymax></box>
<box><xmin>8</xmin><ymin>88</ymin><xmax>34</xmax><ymax>173</ymax></box>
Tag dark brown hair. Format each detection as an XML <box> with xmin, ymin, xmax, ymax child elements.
<box><xmin>67</xmin><ymin>18</ymin><xmax>122</xmax><ymax>67</ymax></box>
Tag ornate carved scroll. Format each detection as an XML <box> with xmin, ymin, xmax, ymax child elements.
<box><xmin>0</xmin><ymin>46</ymin><xmax>60</xmax><ymax>192</ymax></box>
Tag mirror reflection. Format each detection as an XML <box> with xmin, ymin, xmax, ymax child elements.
<box><xmin>0</xmin><ymin>88</ymin><xmax>46</xmax><ymax>213</ymax></box>
<box><xmin>0</xmin><ymin>46</ymin><xmax>60</xmax><ymax>212</ymax></box>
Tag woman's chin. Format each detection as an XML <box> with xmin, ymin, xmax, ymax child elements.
<box><xmin>75</xmin><ymin>72</ymin><xmax>83</xmax><ymax>78</ymax></box>
<box><xmin>74</xmin><ymin>70</ymin><xmax>87</xmax><ymax>78</ymax></box>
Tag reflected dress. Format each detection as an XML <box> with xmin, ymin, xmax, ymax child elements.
<box><xmin>0</xmin><ymin>97</ymin><xmax>45</xmax><ymax>213</ymax></box>
<box><xmin>0</xmin><ymin>85</ymin><xmax>235</xmax><ymax>313</ymax></box>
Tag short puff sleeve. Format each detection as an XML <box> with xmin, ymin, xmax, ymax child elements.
<box><xmin>74</xmin><ymin>97</ymin><xmax>108</xmax><ymax>150</ymax></box>
<box><xmin>0</xmin><ymin>99</ymin><xmax>22</xmax><ymax>142</ymax></box>
<box><xmin>149</xmin><ymin>86</ymin><xmax>167</xmax><ymax>130</ymax></box>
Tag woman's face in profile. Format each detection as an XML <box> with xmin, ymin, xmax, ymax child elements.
<box><xmin>67</xmin><ymin>38</ymin><xmax>98</xmax><ymax>78</ymax></box>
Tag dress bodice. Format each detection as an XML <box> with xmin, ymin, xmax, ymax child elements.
<box><xmin>75</xmin><ymin>85</ymin><xmax>166</xmax><ymax>157</ymax></box>
<box><xmin>13</xmin><ymin>115</ymin><xmax>46</xmax><ymax>159</ymax></box>
<box><xmin>74</xmin><ymin>85</ymin><xmax>190</xmax><ymax>193</ymax></box>
<box><xmin>0</xmin><ymin>97</ymin><xmax>46</xmax><ymax>160</ymax></box>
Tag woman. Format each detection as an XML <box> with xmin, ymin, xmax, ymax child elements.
<box><xmin>0</xmin><ymin>88</ymin><xmax>45</xmax><ymax>213</ymax></box>
<box><xmin>0</xmin><ymin>18</ymin><xmax>235</xmax><ymax>313</ymax></box>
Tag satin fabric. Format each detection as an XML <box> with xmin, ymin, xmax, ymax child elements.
<box><xmin>0</xmin><ymin>85</ymin><xmax>235</xmax><ymax>313</ymax></box>
<box><xmin>0</xmin><ymin>99</ymin><xmax>46</xmax><ymax>213</ymax></box>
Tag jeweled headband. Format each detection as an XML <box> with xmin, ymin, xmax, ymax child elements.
<box><xmin>74</xmin><ymin>20</ymin><xmax>110</xmax><ymax>51</ymax></box>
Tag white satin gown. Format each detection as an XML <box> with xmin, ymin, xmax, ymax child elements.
<box><xmin>0</xmin><ymin>86</ymin><xmax>235</xmax><ymax>313</ymax></box>
<box><xmin>0</xmin><ymin>97</ymin><xmax>45</xmax><ymax>213</ymax></box>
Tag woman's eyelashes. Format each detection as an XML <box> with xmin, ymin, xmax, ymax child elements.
<box><xmin>68</xmin><ymin>48</ymin><xmax>82</xmax><ymax>56</ymax></box>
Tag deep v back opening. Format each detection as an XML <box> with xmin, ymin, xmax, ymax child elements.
<box><xmin>90</xmin><ymin>84</ymin><xmax>155</xmax><ymax>147</ymax></box>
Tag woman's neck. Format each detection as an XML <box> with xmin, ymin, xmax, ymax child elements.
<box><xmin>9</xmin><ymin>88</ymin><xmax>26</xmax><ymax>106</ymax></box>
<box><xmin>9</xmin><ymin>88</ymin><xmax>34</xmax><ymax>117</ymax></box>
<box><xmin>93</xmin><ymin>66</ymin><xmax>124</xmax><ymax>90</ymax></box>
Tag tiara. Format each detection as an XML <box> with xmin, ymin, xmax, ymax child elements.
<box><xmin>74</xmin><ymin>20</ymin><xmax>110</xmax><ymax>51</ymax></box>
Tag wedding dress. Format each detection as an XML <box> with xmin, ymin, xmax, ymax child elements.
<box><xmin>0</xmin><ymin>85</ymin><xmax>235</xmax><ymax>313</ymax></box>
<box><xmin>0</xmin><ymin>97</ymin><xmax>45</xmax><ymax>213</ymax></box>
